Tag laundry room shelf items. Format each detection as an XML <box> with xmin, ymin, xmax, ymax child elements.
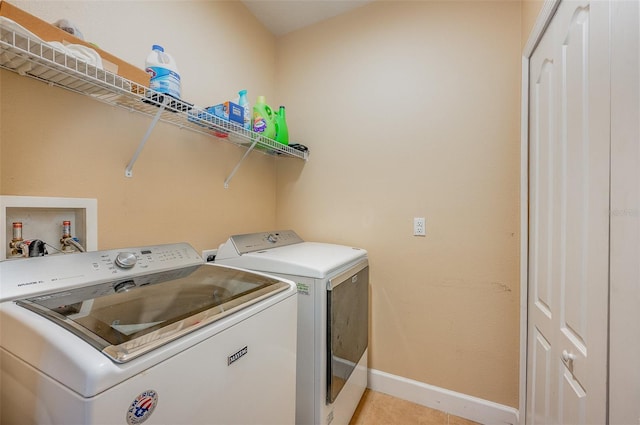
<box><xmin>0</xmin><ymin>25</ymin><xmax>308</xmax><ymax>185</ymax></box>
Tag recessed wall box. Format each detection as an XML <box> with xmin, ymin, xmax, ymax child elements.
<box><xmin>1</xmin><ymin>196</ymin><xmax>97</xmax><ymax>260</ymax></box>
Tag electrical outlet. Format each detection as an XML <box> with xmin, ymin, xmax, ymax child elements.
<box><xmin>413</xmin><ymin>217</ymin><xmax>426</xmax><ymax>236</ymax></box>
<box><xmin>201</xmin><ymin>249</ymin><xmax>217</xmax><ymax>262</ymax></box>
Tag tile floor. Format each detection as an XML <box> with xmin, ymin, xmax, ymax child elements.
<box><xmin>349</xmin><ymin>389</ymin><xmax>481</xmax><ymax>425</ymax></box>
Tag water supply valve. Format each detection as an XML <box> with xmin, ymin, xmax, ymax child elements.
<box><xmin>60</xmin><ymin>220</ymin><xmax>75</xmax><ymax>252</ymax></box>
<box><xmin>8</xmin><ymin>222</ymin><xmax>28</xmax><ymax>258</ymax></box>
<box><xmin>60</xmin><ymin>220</ymin><xmax>86</xmax><ymax>253</ymax></box>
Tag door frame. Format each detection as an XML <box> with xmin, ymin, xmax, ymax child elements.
<box><xmin>519</xmin><ymin>1</ymin><xmax>561</xmax><ymax>423</ymax></box>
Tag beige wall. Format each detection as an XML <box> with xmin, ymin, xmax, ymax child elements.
<box><xmin>275</xmin><ymin>1</ymin><xmax>522</xmax><ymax>407</ymax></box>
<box><xmin>1</xmin><ymin>1</ymin><xmax>281</xmax><ymax>250</ymax></box>
<box><xmin>521</xmin><ymin>0</ymin><xmax>545</xmax><ymax>49</ymax></box>
<box><xmin>2</xmin><ymin>0</ymin><xmax>528</xmax><ymax>410</ymax></box>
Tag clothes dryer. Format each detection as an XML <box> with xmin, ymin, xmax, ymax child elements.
<box><xmin>215</xmin><ymin>230</ymin><xmax>368</xmax><ymax>425</ymax></box>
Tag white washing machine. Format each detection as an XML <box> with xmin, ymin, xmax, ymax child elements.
<box><xmin>215</xmin><ymin>230</ymin><xmax>368</xmax><ymax>425</ymax></box>
<box><xmin>0</xmin><ymin>242</ymin><xmax>297</xmax><ymax>425</ymax></box>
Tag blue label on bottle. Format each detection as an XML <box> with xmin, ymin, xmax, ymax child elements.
<box><xmin>146</xmin><ymin>66</ymin><xmax>181</xmax><ymax>98</ymax></box>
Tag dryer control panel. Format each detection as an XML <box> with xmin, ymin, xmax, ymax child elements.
<box><xmin>221</xmin><ymin>230</ymin><xmax>304</xmax><ymax>256</ymax></box>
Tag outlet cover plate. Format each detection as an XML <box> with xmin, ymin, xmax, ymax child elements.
<box><xmin>413</xmin><ymin>217</ymin><xmax>426</xmax><ymax>236</ymax></box>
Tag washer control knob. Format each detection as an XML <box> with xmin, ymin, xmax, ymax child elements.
<box><xmin>115</xmin><ymin>252</ymin><xmax>137</xmax><ymax>269</ymax></box>
<box><xmin>266</xmin><ymin>233</ymin><xmax>278</xmax><ymax>244</ymax></box>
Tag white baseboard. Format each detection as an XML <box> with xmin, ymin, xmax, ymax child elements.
<box><xmin>367</xmin><ymin>369</ymin><xmax>520</xmax><ymax>425</ymax></box>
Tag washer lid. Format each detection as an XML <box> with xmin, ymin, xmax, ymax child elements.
<box><xmin>218</xmin><ymin>242</ymin><xmax>367</xmax><ymax>278</ymax></box>
<box><xmin>16</xmin><ymin>263</ymin><xmax>290</xmax><ymax>363</ymax></box>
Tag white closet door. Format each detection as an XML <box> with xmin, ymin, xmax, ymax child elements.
<box><xmin>526</xmin><ymin>1</ymin><xmax>610</xmax><ymax>424</ymax></box>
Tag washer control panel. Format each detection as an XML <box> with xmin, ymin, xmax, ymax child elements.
<box><xmin>0</xmin><ymin>243</ymin><xmax>203</xmax><ymax>302</ymax></box>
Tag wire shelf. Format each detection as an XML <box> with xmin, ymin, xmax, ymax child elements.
<box><xmin>0</xmin><ymin>25</ymin><xmax>309</xmax><ymax>163</ymax></box>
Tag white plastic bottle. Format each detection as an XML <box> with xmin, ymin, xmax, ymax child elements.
<box><xmin>238</xmin><ymin>90</ymin><xmax>251</xmax><ymax>130</ymax></box>
<box><xmin>145</xmin><ymin>44</ymin><xmax>181</xmax><ymax>99</ymax></box>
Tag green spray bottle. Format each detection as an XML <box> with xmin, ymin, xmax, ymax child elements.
<box><xmin>274</xmin><ymin>106</ymin><xmax>289</xmax><ymax>145</ymax></box>
<box><xmin>252</xmin><ymin>96</ymin><xmax>276</xmax><ymax>139</ymax></box>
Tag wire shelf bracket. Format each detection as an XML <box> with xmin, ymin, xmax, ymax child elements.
<box><xmin>224</xmin><ymin>138</ymin><xmax>259</xmax><ymax>189</ymax></box>
<box><xmin>125</xmin><ymin>97</ymin><xmax>167</xmax><ymax>178</ymax></box>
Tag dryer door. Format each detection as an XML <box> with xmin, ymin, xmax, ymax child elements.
<box><xmin>326</xmin><ymin>260</ymin><xmax>369</xmax><ymax>403</ymax></box>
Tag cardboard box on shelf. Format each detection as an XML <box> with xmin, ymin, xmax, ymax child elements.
<box><xmin>210</xmin><ymin>101</ymin><xmax>244</xmax><ymax>126</ymax></box>
<box><xmin>0</xmin><ymin>0</ymin><xmax>149</xmax><ymax>88</ymax></box>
